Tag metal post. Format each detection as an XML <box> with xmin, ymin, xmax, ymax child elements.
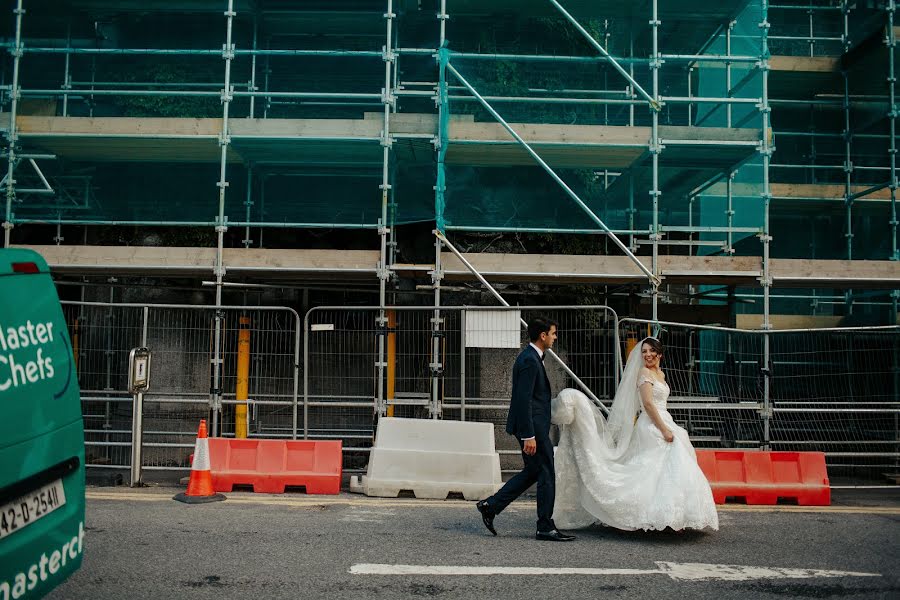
<box><xmin>211</xmin><ymin>0</ymin><xmax>236</xmax><ymax>436</ymax></box>
<box><xmin>3</xmin><ymin>0</ymin><xmax>24</xmax><ymax>247</ymax></box>
<box><xmin>460</xmin><ymin>309</ymin><xmax>466</xmax><ymax>421</ymax></box>
<box><xmin>236</xmin><ymin>315</ymin><xmax>250</xmax><ymax>438</ymax></box>
<box><xmin>292</xmin><ymin>313</ymin><xmax>300</xmax><ymax>440</ymax></box>
<box><xmin>130</xmin><ymin>306</ymin><xmax>149</xmax><ymax>486</ymax></box>
<box><xmin>130</xmin><ymin>391</ymin><xmax>144</xmax><ymax>486</ymax></box>
<box><xmin>302</xmin><ymin>312</ymin><xmax>309</xmax><ymax>440</ymax></box>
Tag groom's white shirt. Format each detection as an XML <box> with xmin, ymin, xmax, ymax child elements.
<box><xmin>521</xmin><ymin>342</ymin><xmax>545</xmax><ymax>442</ymax></box>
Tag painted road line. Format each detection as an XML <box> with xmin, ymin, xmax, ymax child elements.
<box><xmin>84</xmin><ymin>491</ymin><xmax>900</xmax><ymax>514</ymax></box>
<box><xmin>350</xmin><ymin>562</ymin><xmax>882</xmax><ymax>581</ymax></box>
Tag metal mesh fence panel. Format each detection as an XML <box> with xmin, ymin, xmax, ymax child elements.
<box><xmin>768</xmin><ymin>329</ymin><xmax>900</xmax><ymax>469</ymax></box>
<box><xmin>63</xmin><ymin>302</ymin><xmax>142</xmax><ymax>469</ymax></box>
<box><xmin>63</xmin><ymin>302</ymin><xmax>299</xmax><ymax>472</ymax></box>
<box><xmin>304</xmin><ymin>305</ymin><xmax>618</xmax><ymax>472</ymax></box>
<box><xmin>621</xmin><ymin>319</ymin><xmax>900</xmax><ymax>469</ymax></box>
<box><xmin>304</xmin><ymin>308</ymin><xmax>380</xmax><ymax>472</ymax></box>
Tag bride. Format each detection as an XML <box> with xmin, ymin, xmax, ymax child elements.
<box><xmin>551</xmin><ymin>337</ymin><xmax>719</xmax><ymax>531</ymax></box>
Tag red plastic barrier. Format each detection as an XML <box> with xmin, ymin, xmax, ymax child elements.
<box><xmin>695</xmin><ymin>450</ymin><xmax>830</xmax><ymax>506</ymax></box>
<box><xmin>206</xmin><ymin>438</ymin><xmax>342</xmax><ymax>495</ymax></box>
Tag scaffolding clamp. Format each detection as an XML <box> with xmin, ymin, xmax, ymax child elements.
<box><xmin>381</xmin><ymin>88</ymin><xmax>396</xmax><ymax>109</ymax></box>
<box><xmin>376</xmin><ymin>263</ymin><xmax>390</xmax><ymax>281</ymax></box>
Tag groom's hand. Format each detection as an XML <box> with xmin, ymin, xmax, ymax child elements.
<box><xmin>523</xmin><ymin>438</ymin><xmax>537</xmax><ymax>456</ymax></box>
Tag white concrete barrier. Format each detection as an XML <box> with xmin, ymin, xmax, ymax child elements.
<box><xmin>349</xmin><ymin>417</ymin><xmax>502</xmax><ymax>500</ymax></box>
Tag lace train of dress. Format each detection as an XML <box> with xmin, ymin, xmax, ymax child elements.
<box><xmin>551</xmin><ymin>378</ymin><xmax>719</xmax><ymax>531</ymax></box>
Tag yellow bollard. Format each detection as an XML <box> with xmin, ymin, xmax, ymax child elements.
<box><xmin>386</xmin><ymin>310</ymin><xmax>396</xmax><ymax>417</ymax></box>
<box><xmin>625</xmin><ymin>335</ymin><xmax>638</xmax><ymax>359</ymax></box>
<box><xmin>236</xmin><ymin>315</ymin><xmax>250</xmax><ymax>438</ymax></box>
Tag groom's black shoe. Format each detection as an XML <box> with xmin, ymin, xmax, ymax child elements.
<box><xmin>476</xmin><ymin>500</ymin><xmax>497</xmax><ymax>536</ymax></box>
<box><xmin>536</xmin><ymin>529</ymin><xmax>576</xmax><ymax>542</ymax></box>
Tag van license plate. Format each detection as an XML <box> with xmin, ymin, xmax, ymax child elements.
<box><xmin>0</xmin><ymin>479</ymin><xmax>67</xmax><ymax>540</ymax></box>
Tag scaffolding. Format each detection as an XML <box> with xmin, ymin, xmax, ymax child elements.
<box><xmin>1</xmin><ymin>0</ymin><xmax>898</xmax><ymax>324</ymax></box>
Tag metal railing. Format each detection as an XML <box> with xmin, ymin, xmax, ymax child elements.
<box><xmin>64</xmin><ymin>300</ymin><xmax>897</xmax><ymax>481</ymax></box>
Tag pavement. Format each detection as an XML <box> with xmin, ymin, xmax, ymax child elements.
<box><xmin>50</xmin><ymin>485</ymin><xmax>900</xmax><ymax>600</ymax></box>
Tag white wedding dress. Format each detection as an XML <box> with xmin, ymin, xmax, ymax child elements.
<box><xmin>551</xmin><ymin>339</ymin><xmax>719</xmax><ymax>531</ymax></box>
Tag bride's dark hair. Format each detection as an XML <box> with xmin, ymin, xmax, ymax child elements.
<box><xmin>642</xmin><ymin>337</ymin><xmax>664</xmax><ymax>357</ymax></box>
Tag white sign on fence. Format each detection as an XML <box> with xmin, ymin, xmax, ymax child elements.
<box><xmin>465</xmin><ymin>310</ymin><xmax>521</xmax><ymax>349</ymax></box>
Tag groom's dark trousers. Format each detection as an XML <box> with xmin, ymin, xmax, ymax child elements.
<box><xmin>484</xmin><ymin>344</ymin><xmax>555</xmax><ymax>532</ymax></box>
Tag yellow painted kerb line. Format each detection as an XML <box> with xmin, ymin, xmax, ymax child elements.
<box><xmin>85</xmin><ymin>490</ymin><xmax>900</xmax><ymax>515</ymax></box>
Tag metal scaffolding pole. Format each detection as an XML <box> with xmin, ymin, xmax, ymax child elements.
<box><xmin>431</xmin><ymin>0</ymin><xmax>449</xmax><ymax>419</ymax></box>
<box><xmin>3</xmin><ymin>0</ymin><xmax>24</xmax><ymax>248</ymax></box>
<box><xmin>760</xmin><ymin>0</ymin><xmax>773</xmax><ymax>449</ymax></box>
<box><xmin>727</xmin><ymin>20</ymin><xmax>734</xmax><ymax>127</ymax></box>
<box><xmin>888</xmin><ymin>1</ymin><xmax>899</xmax><ymax>262</ymax></box>
<box><xmin>376</xmin><ymin>0</ymin><xmax>396</xmax><ymax>417</ymax></box>
<box><xmin>843</xmin><ymin>69</ymin><xmax>853</xmax><ymax>261</ymax></box>
<box><xmin>249</xmin><ymin>13</ymin><xmax>258</xmax><ymax>118</ymax></box>
<box><xmin>211</xmin><ymin>0</ymin><xmax>236</xmax><ymax>437</ymax></box>
<box><xmin>62</xmin><ymin>24</ymin><xmax>71</xmax><ymax>117</ymax></box>
<box><xmin>243</xmin><ymin>166</ymin><xmax>253</xmax><ymax>248</ymax></box>
<box><xmin>650</xmin><ymin>0</ymin><xmax>662</xmax><ymax>320</ymax></box>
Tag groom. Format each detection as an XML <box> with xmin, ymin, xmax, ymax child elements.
<box><xmin>477</xmin><ymin>316</ymin><xmax>575</xmax><ymax>542</ymax></box>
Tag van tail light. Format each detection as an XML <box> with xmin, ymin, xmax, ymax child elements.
<box><xmin>12</xmin><ymin>262</ymin><xmax>40</xmax><ymax>274</ymax></box>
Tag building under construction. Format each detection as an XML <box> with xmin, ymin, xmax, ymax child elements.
<box><xmin>1</xmin><ymin>1</ymin><xmax>897</xmax><ymax>478</ymax></box>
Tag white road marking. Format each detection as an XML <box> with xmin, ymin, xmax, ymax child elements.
<box><xmin>339</xmin><ymin>508</ymin><xmax>396</xmax><ymax>523</ymax></box>
<box><xmin>350</xmin><ymin>562</ymin><xmax>881</xmax><ymax>582</ymax></box>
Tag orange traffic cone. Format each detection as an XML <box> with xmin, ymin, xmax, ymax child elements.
<box><xmin>174</xmin><ymin>419</ymin><xmax>226</xmax><ymax>504</ymax></box>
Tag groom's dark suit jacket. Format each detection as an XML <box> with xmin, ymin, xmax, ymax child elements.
<box><xmin>505</xmin><ymin>345</ymin><xmax>551</xmax><ymax>440</ymax></box>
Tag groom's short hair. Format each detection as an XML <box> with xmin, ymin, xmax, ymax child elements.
<box><xmin>527</xmin><ymin>316</ymin><xmax>557</xmax><ymax>342</ymax></box>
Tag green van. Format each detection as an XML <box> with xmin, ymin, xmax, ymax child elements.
<box><xmin>0</xmin><ymin>248</ymin><xmax>85</xmax><ymax>599</ymax></box>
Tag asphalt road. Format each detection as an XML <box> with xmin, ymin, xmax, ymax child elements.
<box><xmin>51</xmin><ymin>487</ymin><xmax>900</xmax><ymax>600</ymax></box>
